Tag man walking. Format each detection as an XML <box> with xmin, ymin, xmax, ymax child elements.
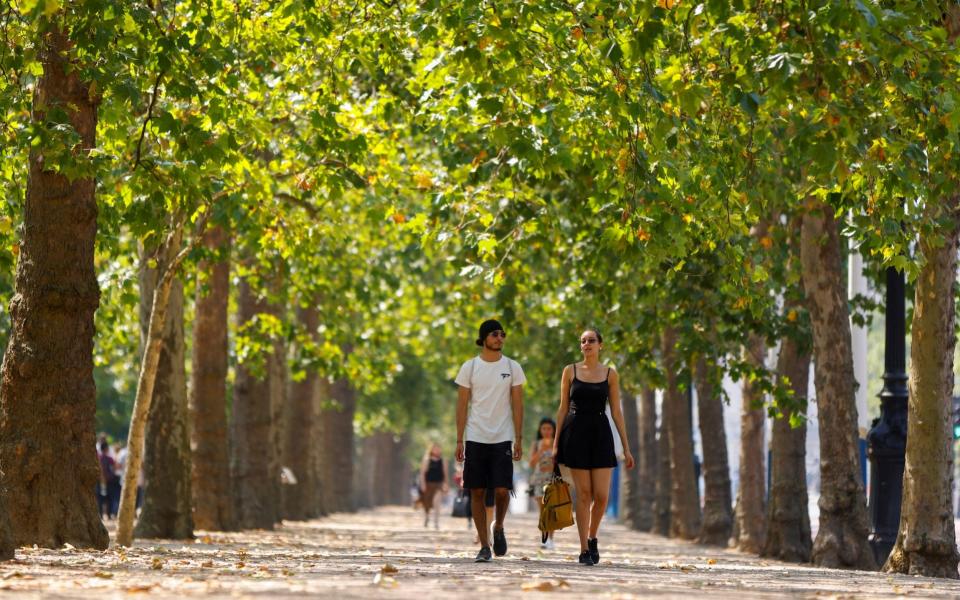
<box><xmin>455</xmin><ymin>319</ymin><xmax>525</xmax><ymax>562</ymax></box>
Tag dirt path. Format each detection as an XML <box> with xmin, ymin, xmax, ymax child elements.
<box><xmin>0</xmin><ymin>506</ymin><xmax>958</xmax><ymax>598</ymax></box>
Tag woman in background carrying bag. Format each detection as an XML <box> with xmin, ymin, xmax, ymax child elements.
<box><xmin>554</xmin><ymin>327</ymin><xmax>634</xmax><ymax>566</ymax></box>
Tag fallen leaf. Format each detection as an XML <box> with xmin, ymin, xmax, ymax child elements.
<box><xmin>521</xmin><ymin>579</ymin><xmax>570</xmax><ymax>592</ymax></box>
<box><xmin>93</xmin><ymin>571</ymin><xmax>114</xmax><ymax>579</ymax></box>
<box><xmin>372</xmin><ymin>572</ymin><xmax>397</xmax><ymax>587</ymax></box>
<box><xmin>706</xmin><ymin>558</ymin><xmax>717</xmax><ymax>565</ymax></box>
<box><xmin>381</xmin><ymin>563</ymin><xmax>399</xmax><ymax>574</ymax></box>
<box><xmin>2</xmin><ymin>572</ymin><xmax>30</xmax><ymax>580</ymax></box>
<box><xmin>150</xmin><ymin>557</ymin><xmax>164</xmax><ymax>570</ymax></box>
<box><xmin>201</xmin><ymin>561</ymin><xmax>213</xmax><ymax>568</ymax></box>
<box><xmin>62</xmin><ymin>543</ymin><xmax>76</xmax><ymax>551</ymax></box>
<box><xmin>125</xmin><ymin>584</ymin><xmax>157</xmax><ymax>593</ymax></box>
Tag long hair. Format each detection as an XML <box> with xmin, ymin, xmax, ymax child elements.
<box><xmin>535</xmin><ymin>417</ymin><xmax>556</xmax><ymax>441</ymax></box>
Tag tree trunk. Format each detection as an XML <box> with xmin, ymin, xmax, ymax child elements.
<box><xmin>0</xmin><ymin>23</ymin><xmax>108</xmax><ymax>550</ymax></box>
<box><xmin>134</xmin><ymin>243</ymin><xmax>194</xmax><ymax>540</ymax></box>
<box><xmin>392</xmin><ymin>433</ymin><xmax>411</xmax><ymax>505</ymax></box>
<box><xmin>801</xmin><ymin>200</ymin><xmax>875</xmax><ymax>569</ymax></box>
<box><xmin>653</xmin><ymin>389</ymin><xmax>672</xmax><ymax>536</ymax></box>
<box><xmin>636</xmin><ymin>387</ymin><xmax>657</xmax><ymax>531</ymax></box>
<box><xmin>619</xmin><ymin>390</ymin><xmax>644</xmax><ymax>529</ymax></box>
<box><xmin>189</xmin><ymin>226</ymin><xmax>234</xmax><ymax>531</ymax></box>
<box><xmin>230</xmin><ymin>278</ymin><xmax>279</xmax><ymax>529</ymax></box>
<box><xmin>117</xmin><ymin>223</ymin><xmax>194</xmax><ymax>547</ymax></box>
<box><xmin>694</xmin><ymin>355</ymin><xmax>733</xmax><ymax>546</ymax></box>
<box><xmin>0</xmin><ymin>501</ymin><xmax>12</xmax><ymax>560</ymax></box>
<box><xmin>320</xmin><ymin>376</ymin><xmax>356</xmax><ymax>513</ymax></box>
<box><xmin>762</xmin><ymin>310</ymin><xmax>812</xmax><ymax>562</ymax></box>
<box><xmin>268</xmin><ymin>295</ymin><xmax>287</xmax><ymax>522</ymax></box>
<box><xmin>283</xmin><ymin>305</ymin><xmax>319</xmax><ymax>521</ymax></box>
<box><xmin>663</xmin><ymin>328</ymin><xmax>701</xmax><ymax>539</ymax></box>
<box><xmin>885</xmin><ymin>197</ymin><xmax>960</xmax><ymax>578</ymax></box>
<box><xmin>734</xmin><ymin>334</ymin><xmax>767</xmax><ymax>552</ymax></box>
<box><xmin>309</xmin><ymin>376</ymin><xmax>331</xmax><ymax>518</ymax></box>
<box><xmin>354</xmin><ymin>435</ymin><xmax>375</xmax><ymax>509</ymax></box>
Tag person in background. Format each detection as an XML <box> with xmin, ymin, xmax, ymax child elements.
<box><xmin>419</xmin><ymin>442</ymin><xmax>449</xmax><ymax>529</ymax></box>
<box><xmin>528</xmin><ymin>417</ymin><xmax>557</xmax><ymax>549</ymax></box>
<box><xmin>97</xmin><ymin>438</ymin><xmax>120</xmax><ymax>519</ymax></box>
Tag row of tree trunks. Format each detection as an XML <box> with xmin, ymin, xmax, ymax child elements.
<box><xmin>800</xmin><ymin>200</ymin><xmax>876</xmax><ymax>569</ymax></box>
<box><xmin>267</xmin><ymin>290</ymin><xmax>287</xmax><ymax>523</ymax></box>
<box><xmin>762</xmin><ymin>315</ymin><xmax>812</xmax><ymax>562</ymax></box>
<box><xmin>662</xmin><ymin>328</ymin><xmax>701</xmax><ymax>539</ymax></box>
<box><xmin>134</xmin><ymin>244</ymin><xmax>194</xmax><ymax>539</ymax></box>
<box><xmin>885</xmin><ymin>197</ymin><xmax>960</xmax><ymax>578</ymax></box>
<box><xmin>0</xmin><ymin>22</ymin><xmax>108</xmax><ymax>550</ymax></box>
<box><xmin>694</xmin><ymin>355</ymin><xmax>733</xmax><ymax>546</ymax></box>
<box><xmin>309</xmin><ymin>377</ymin><xmax>332</xmax><ymax>518</ymax></box>
<box><xmin>734</xmin><ymin>333</ymin><xmax>767</xmax><ymax>552</ymax></box>
<box><xmin>190</xmin><ymin>227</ymin><xmax>234</xmax><ymax>531</ymax></box>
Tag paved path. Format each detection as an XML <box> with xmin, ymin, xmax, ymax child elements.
<box><xmin>1</xmin><ymin>506</ymin><xmax>959</xmax><ymax>598</ymax></box>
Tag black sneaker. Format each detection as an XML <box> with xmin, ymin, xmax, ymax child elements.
<box><xmin>492</xmin><ymin>527</ymin><xmax>507</xmax><ymax>556</ymax></box>
<box><xmin>578</xmin><ymin>550</ymin><xmax>594</xmax><ymax>566</ymax></box>
<box><xmin>475</xmin><ymin>546</ymin><xmax>492</xmax><ymax>562</ymax></box>
<box><xmin>588</xmin><ymin>537</ymin><xmax>599</xmax><ymax>565</ymax></box>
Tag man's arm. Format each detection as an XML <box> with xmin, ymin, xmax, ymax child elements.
<box><xmin>455</xmin><ymin>385</ymin><xmax>470</xmax><ymax>462</ymax></box>
<box><xmin>510</xmin><ymin>384</ymin><xmax>524</xmax><ymax>461</ymax></box>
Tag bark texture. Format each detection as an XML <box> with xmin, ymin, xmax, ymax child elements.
<box><xmin>663</xmin><ymin>329</ymin><xmax>701</xmax><ymax>539</ymax></box>
<box><xmin>619</xmin><ymin>390</ymin><xmax>644</xmax><ymax>530</ymax></box>
<box><xmin>283</xmin><ymin>305</ymin><xmax>320</xmax><ymax>521</ymax></box>
<box><xmin>734</xmin><ymin>334</ymin><xmax>767</xmax><ymax>552</ymax></box>
<box><xmin>267</xmin><ymin>296</ymin><xmax>287</xmax><ymax>522</ymax></box>
<box><xmin>230</xmin><ymin>279</ymin><xmax>279</xmax><ymax>529</ymax></box>
<box><xmin>0</xmin><ymin>24</ymin><xmax>108</xmax><ymax>549</ymax></box>
<box><xmin>318</xmin><ymin>375</ymin><xmax>356</xmax><ymax>513</ymax></box>
<box><xmin>801</xmin><ymin>200</ymin><xmax>875</xmax><ymax>570</ymax></box>
<box><xmin>694</xmin><ymin>356</ymin><xmax>732</xmax><ymax>546</ymax></box>
<box><xmin>636</xmin><ymin>387</ymin><xmax>658</xmax><ymax>532</ymax></box>
<box><xmin>189</xmin><ymin>226</ymin><xmax>234</xmax><ymax>531</ymax></box>
<box><xmin>0</xmin><ymin>501</ymin><xmax>11</xmax><ymax>560</ymax></box>
<box><xmin>134</xmin><ymin>245</ymin><xmax>194</xmax><ymax>540</ymax></box>
<box><xmin>762</xmin><ymin>326</ymin><xmax>812</xmax><ymax>562</ymax></box>
<box><xmin>885</xmin><ymin>198</ymin><xmax>960</xmax><ymax>578</ymax></box>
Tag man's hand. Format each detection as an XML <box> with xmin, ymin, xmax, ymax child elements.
<box><xmin>455</xmin><ymin>441</ymin><xmax>465</xmax><ymax>463</ymax></box>
<box><xmin>513</xmin><ymin>439</ymin><xmax>522</xmax><ymax>461</ymax></box>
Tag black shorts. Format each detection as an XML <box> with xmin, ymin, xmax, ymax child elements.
<box><xmin>463</xmin><ymin>441</ymin><xmax>513</xmax><ymax>491</ymax></box>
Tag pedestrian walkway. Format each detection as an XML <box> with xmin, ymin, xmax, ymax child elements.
<box><xmin>1</xmin><ymin>506</ymin><xmax>958</xmax><ymax>598</ymax></box>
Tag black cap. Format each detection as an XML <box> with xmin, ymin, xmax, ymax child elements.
<box><xmin>476</xmin><ymin>319</ymin><xmax>504</xmax><ymax>346</ymax></box>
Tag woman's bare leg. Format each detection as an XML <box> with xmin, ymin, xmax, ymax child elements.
<box><xmin>569</xmin><ymin>468</ymin><xmax>593</xmax><ymax>551</ymax></box>
<box><xmin>588</xmin><ymin>468</ymin><xmax>613</xmax><ymax>538</ymax></box>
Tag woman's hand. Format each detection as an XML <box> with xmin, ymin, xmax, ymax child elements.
<box><xmin>623</xmin><ymin>451</ymin><xmax>635</xmax><ymax>470</ymax></box>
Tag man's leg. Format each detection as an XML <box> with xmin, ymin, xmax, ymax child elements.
<box><xmin>470</xmin><ymin>488</ymin><xmax>490</xmax><ymax>547</ymax></box>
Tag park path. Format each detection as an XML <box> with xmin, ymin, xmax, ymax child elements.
<box><xmin>0</xmin><ymin>506</ymin><xmax>958</xmax><ymax>598</ymax></box>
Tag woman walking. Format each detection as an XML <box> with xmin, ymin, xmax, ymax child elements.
<box><xmin>419</xmin><ymin>442</ymin><xmax>448</xmax><ymax>529</ymax></box>
<box><xmin>554</xmin><ymin>328</ymin><xmax>634</xmax><ymax>566</ymax></box>
<box><xmin>528</xmin><ymin>417</ymin><xmax>557</xmax><ymax>549</ymax></box>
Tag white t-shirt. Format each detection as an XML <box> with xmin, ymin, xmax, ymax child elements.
<box><xmin>455</xmin><ymin>355</ymin><xmax>526</xmax><ymax>444</ymax></box>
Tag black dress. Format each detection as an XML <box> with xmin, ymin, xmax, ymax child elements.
<box><xmin>556</xmin><ymin>365</ymin><xmax>617</xmax><ymax>469</ymax></box>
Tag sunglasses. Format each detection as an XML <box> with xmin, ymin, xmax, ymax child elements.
<box><xmin>580</xmin><ymin>337</ymin><xmax>598</xmax><ymax>344</ymax></box>
<box><xmin>488</xmin><ymin>331</ymin><xmax>507</xmax><ymax>338</ymax></box>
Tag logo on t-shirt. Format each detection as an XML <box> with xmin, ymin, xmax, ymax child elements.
<box><xmin>500</xmin><ymin>373</ymin><xmax>511</xmax><ymax>379</ymax></box>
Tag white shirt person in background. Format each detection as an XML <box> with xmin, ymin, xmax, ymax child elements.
<box><xmin>455</xmin><ymin>319</ymin><xmax>525</xmax><ymax>563</ymax></box>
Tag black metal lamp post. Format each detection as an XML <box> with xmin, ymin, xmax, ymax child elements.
<box><xmin>866</xmin><ymin>266</ymin><xmax>909</xmax><ymax>566</ymax></box>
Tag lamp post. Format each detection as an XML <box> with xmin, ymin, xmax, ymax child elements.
<box><xmin>866</xmin><ymin>266</ymin><xmax>909</xmax><ymax>566</ymax></box>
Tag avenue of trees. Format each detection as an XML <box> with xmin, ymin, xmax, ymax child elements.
<box><xmin>0</xmin><ymin>0</ymin><xmax>958</xmax><ymax>579</ymax></box>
